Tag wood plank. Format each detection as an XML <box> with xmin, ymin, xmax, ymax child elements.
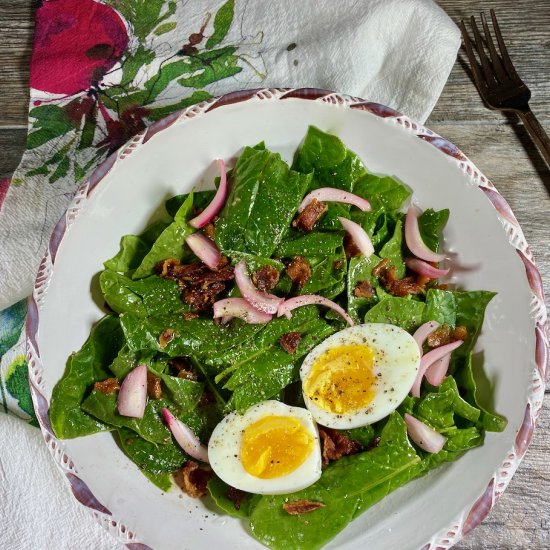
<box><xmin>0</xmin><ymin>129</ymin><xmax>27</xmax><ymax>178</ymax></box>
<box><xmin>0</xmin><ymin>0</ymin><xmax>36</xmax><ymax>125</ymax></box>
<box><xmin>432</xmin><ymin>0</ymin><xmax>550</xmax><ymax>123</ymax></box>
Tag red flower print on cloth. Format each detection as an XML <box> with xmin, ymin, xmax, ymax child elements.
<box><xmin>30</xmin><ymin>0</ymin><xmax>128</xmax><ymax>95</ymax></box>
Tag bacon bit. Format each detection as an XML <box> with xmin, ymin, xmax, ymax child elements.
<box><xmin>159</xmin><ymin>328</ymin><xmax>175</xmax><ymax>349</ymax></box>
<box><xmin>252</xmin><ymin>265</ymin><xmax>280</xmax><ymax>292</ymax></box>
<box><xmin>427</xmin><ymin>325</ymin><xmax>468</xmax><ymax>348</ymax></box>
<box><xmin>344</xmin><ymin>233</ymin><xmax>362</xmax><ymax>258</ymax></box>
<box><xmin>182</xmin><ymin>311</ymin><xmax>199</xmax><ymax>321</ymax></box>
<box><xmin>319</xmin><ymin>427</ymin><xmax>362</xmax><ymax>466</ymax></box>
<box><xmin>203</xmin><ymin>222</ymin><xmax>216</xmax><ymax>240</ymax></box>
<box><xmin>158</xmin><ymin>259</ymin><xmax>234</xmax><ymax>312</ymax></box>
<box><xmin>353</xmin><ymin>280</ymin><xmax>374</xmax><ymax>299</ymax></box>
<box><xmin>226</xmin><ymin>486</ymin><xmax>248</xmax><ymax>511</ymax></box>
<box><xmin>286</xmin><ymin>256</ymin><xmax>311</xmax><ymax>288</ymax></box>
<box><xmin>372</xmin><ymin>257</ymin><xmax>390</xmax><ymax>277</ymax></box>
<box><xmin>169</xmin><ymin>357</ymin><xmax>199</xmax><ymax>381</ymax></box>
<box><xmin>283</xmin><ymin>499</ymin><xmax>325</xmax><ymax>515</ymax></box>
<box><xmin>333</xmin><ymin>259</ymin><xmax>343</xmax><ymax>270</ymax></box>
<box><xmin>174</xmin><ymin>461</ymin><xmax>213</xmax><ymax>498</ymax></box>
<box><xmin>453</xmin><ymin>325</ymin><xmax>468</xmax><ymax>341</ymax></box>
<box><xmin>94</xmin><ymin>378</ymin><xmax>120</xmax><ymax>395</ymax></box>
<box><xmin>147</xmin><ymin>372</ymin><xmax>162</xmax><ymax>399</ymax></box>
<box><xmin>373</xmin><ymin>258</ymin><xmax>422</xmax><ymax>297</ymax></box>
<box><xmin>279</xmin><ymin>332</ymin><xmax>302</xmax><ymax>354</ymax></box>
<box><xmin>292</xmin><ymin>198</ymin><xmax>327</xmax><ymax>232</ymax></box>
<box><xmin>415</xmin><ymin>274</ymin><xmax>432</xmax><ymax>289</ymax></box>
<box><xmin>387</xmin><ymin>276</ymin><xmax>423</xmax><ymax>297</ymax></box>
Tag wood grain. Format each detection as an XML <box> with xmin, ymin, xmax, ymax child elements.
<box><xmin>0</xmin><ymin>1</ymin><xmax>36</xmax><ymax>125</ymax></box>
<box><xmin>0</xmin><ymin>0</ymin><xmax>548</xmax><ymax>549</ymax></box>
<box><xmin>0</xmin><ymin>129</ymin><xmax>27</xmax><ymax>178</ymax></box>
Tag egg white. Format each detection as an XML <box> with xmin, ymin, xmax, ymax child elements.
<box><xmin>207</xmin><ymin>400</ymin><xmax>322</xmax><ymax>495</ymax></box>
<box><xmin>300</xmin><ymin>323</ymin><xmax>420</xmax><ymax>429</ymax></box>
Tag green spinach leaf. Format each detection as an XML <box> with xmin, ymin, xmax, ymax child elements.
<box><xmin>133</xmin><ymin>193</ymin><xmax>195</xmax><ymax>279</ymax></box>
<box><xmin>364</xmin><ymin>296</ymin><xmax>424</xmax><ymax>332</ymax></box>
<box><xmin>49</xmin><ymin>316</ymin><xmax>124</xmax><ymax>439</ymax></box>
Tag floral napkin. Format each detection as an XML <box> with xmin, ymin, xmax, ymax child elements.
<box><xmin>0</xmin><ymin>0</ymin><xmax>459</xmax><ymax>548</ymax></box>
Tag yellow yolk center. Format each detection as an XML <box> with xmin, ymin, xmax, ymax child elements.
<box><xmin>304</xmin><ymin>344</ymin><xmax>377</xmax><ymax>414</ymax></box>
<box><xmin>241</xmin><ymin>415</ymin><xmax>314</xmax><ymax>479</ymax></box>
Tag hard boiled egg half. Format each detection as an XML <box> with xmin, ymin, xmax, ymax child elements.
<box><xmin>208</xmin><ymin>400</ymin><xmax>322</xmax><ymax>495</ymax></box>
<box><xmin>300</xmin><ymin>323</ymin><xmax>420</xmax><ymax>429</ymax></box>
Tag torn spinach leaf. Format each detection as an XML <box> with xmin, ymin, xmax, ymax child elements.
<box><xmin>120</xmin><ymin>313</ymin><xmax>264</xmax><ymax>358</ymax></box>
<box><xmin>364</xmin><ymin>295</ymin><xmax>424</xmax><ymax>332</ymax></box>
<box><xmin>347</xmin><ymin>254</ymin><xmax>381</xmax><ymax>323</ymax></box>
<box><xmin>49</xmin><ymin>316</ymin><xmax>124</xmax><ymax>439</ymax></box>
<box><xmin>422</xmin><ymin>288</ymin><xmax>457</xmax><ymax>326</ymax></box>
<box><xmin>165</xmin><ymin>190</ymin><xmax>215</xmax><ymax>219</ymax></box>
<box><xmin>100</xmin><ymin>270</ymin><xmax>187</xmax><ymax>317</ymax></box>
<box><xmin>379</xmin><ymin>218</ymin><xmax>405</xmax><ymax>277</ymax></box>
<box><xmin>116</xmin><ymin>427</ymin><xmax>186</xmax><ymax>475</ymax></box>
<box><xmin>133</xmin><ymin>193</ymin><xmax>195</xmax><ymax>279</ymax></box>
<box><xmin>417</xmin><ymin>208</ymin><xmax>449</xmax><ymax>253</ymax></box>
<box><xmin>454</xmin><ymin>353</ymin><xmax>507</xmax><ymax>432</ymax></box>
<box><xmin>104</xmin><ymin>220</ymin><xmax>169</xmax><ymax>276</ymax></box>
<box><xmin>81</xmin><ymin>391</ymin><xmax>171</xmax><ymax>445</ymax></box>
<box><xmin>275</xmin><ymin>231</ymin><xmax>343</xmax><ymax>257</ymax></box>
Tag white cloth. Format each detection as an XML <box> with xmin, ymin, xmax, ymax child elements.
<box><xmin>0</xmin><ymin>0</ymin><xmax>460</xmax><ymax>311</ymax></box>
<box><xmin>0</xmin><ymin>1</ymin><xmax>460</xmax><ymax>549</ymax></box>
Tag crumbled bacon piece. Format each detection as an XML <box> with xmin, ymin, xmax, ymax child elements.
<box><xmin>182</xmin><ymin>311</ymin><xmax>199</xmax><ymax>321</ymax></box>
<box><xmin>252</xmin><ymin>265</ymin><xmax>280</xmax><ymax>292</ymax></box>
<box><xmin>226</xmin><ymin>486</ymin><xmax>248</xmax><ymax>511</ymax></box>
<box><xmin>387</xmin><ymin>276</ymin><xmax>423</xmax><ymax>297</ymax></box>
<box><xmin>319</xmin><ymin>427</ymin><xmax>362</xmax><ymax>466</ymax></box>
<box><xmin>427</xmin><ymin>325</ymin><xmax>468</xmax><ymax>348</ymax></box>
<box><xmin>203</xmin><ymin>222</ymin><xmax>216</xmax><ymax>240</ymax></box>
<box><xmin>344</xmin><ymin>233</ymin><xmax>362</xmax><ymax>258</ymax></box>
<box><xmin>175</xmin><ymin>461</ymin><xmax>213</xmax><ymax>498</ymax></box>
<box><xmin>147</xmin><ymin>372</ymin><xmax>162</xmax><ymax>399</ymax></box>
<box><xmin>158</xmin><ymin>259</ymin><xmax>234</xmax><ymax>312</ymax></box>
<box><xmin>286</xmin><ymin>256</ymin><xmax>311</xmax><ymax>288</ymax></box>
<box><xmin>453</xmin><ymin>325</ymin><xmax>468</xmax><ymax>341</ymax></box>
<box><xmin>169</xmin><ymin>357</ymin><xmax>199</xmax><ymax>381</ymax></box>
<box><xmin>333</xmin><ymin>259</ymin><xmax>343</xmax><ymax>270</ymax></box>
<box><xmin>373</xmin><ymin>258</ymin><xmax>422</xmax><ymax>297</ymax></box>
<box><xmin>279</xmin><ymin>332</ymin><xmax>302</xmax><ymax>354</ymax></box>
<box><xmin>159</xmin><ymin>328</ymin><xmax>175</xmax><ymax>349</ymax></box>
<box><xmin>94</xmin><ymin>378</ymin><xmax>120</xmax><ymax>395</ymax></box>
<box><xmin>353</xmin><ymin>280</ymin><xmax>374</xmax><ymax>299</ymax></box>
<box><xmin>283</xmin><ymin>499</ymin><xmax>325</xmax><ymax>515</ymax></box>
<box><xmin>292</xmin><ymin>198</ymin><xmax>327</xmax><ymax>232</ymax></box>
<box><xmin>372</xmin><ymin>257</ymin><xmax>390</xmax><ymax>277</ymax></box>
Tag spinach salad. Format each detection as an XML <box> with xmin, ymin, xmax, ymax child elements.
<box><xmin>49</xmin><ymin>127</ymin><xmax>506</xmax><ymax>550</ymax></box>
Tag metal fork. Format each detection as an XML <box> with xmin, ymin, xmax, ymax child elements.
<box><xmin>460</xmin><ymin>10</ymin><xmax>550</xmax><ymax>166</ymax></box>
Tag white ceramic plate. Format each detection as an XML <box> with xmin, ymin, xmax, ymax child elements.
<box><xmin>27</xmin><ymin>88</ymin><xmax>548</xmax><ymax>550</ymax></box>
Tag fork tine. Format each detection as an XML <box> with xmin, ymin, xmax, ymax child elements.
<box><xmin>480</xmin><ymin>12</ymin><xmax>507</xmax><ymax>82</ymax></box>
<box><xmin>490</xmin><ymin>9</ymin><xmax>521</xmax><ymax>80</ymax></box>
<box><xmin>470</xmin><ymin>15</ymin><xmax>497</xmax><ymax>86</ymax></box>
<box><xmin>460</xmin><ymin>20</ymin><xmax>488</xmax><ymax>91</ymax></box>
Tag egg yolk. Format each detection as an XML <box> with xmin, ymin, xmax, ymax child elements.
<box><xmin>241</xmin><ymin>415</ymin><xmax>314</xmax><ymax>479</ymax></box>
<box><xmin>304</xmin><ymin>344</ymin><xmax>377</xmax><ymax>414</ymax></box>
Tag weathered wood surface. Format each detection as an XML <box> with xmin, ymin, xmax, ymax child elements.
<box><xmin>0</xmin><ymin>0</ymin><xmax>548</xmax><ymax>548</ymax></box>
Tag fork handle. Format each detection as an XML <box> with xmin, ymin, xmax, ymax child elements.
<box><xmin>517</xmin><ymin>109</ymin><xmax>550</xmax><ymax>167</ymax></box>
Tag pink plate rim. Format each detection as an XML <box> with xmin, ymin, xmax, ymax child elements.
<box><xmin>26</xmin><ymin>87</ymin><xmax>548</xmax><ymax>550</ymax></box>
